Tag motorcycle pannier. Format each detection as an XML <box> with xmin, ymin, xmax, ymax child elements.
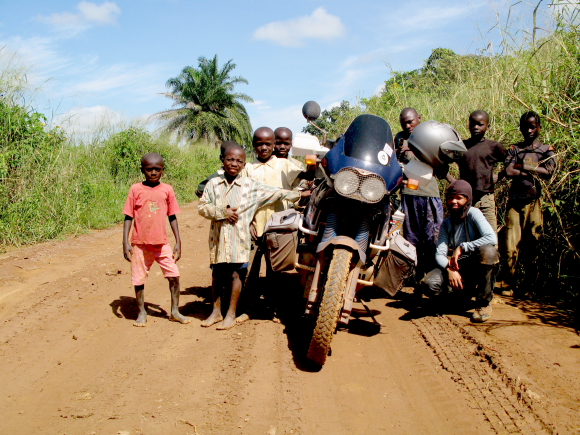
<box><xmin>374</xmin><ymin>235</ymin><xmax>417</xmax><ymax>296</ymax></box>
<box><xmin>264</xmin><ymin>209</ymin><xmax>300</xmax><ymax>272</ymax></box>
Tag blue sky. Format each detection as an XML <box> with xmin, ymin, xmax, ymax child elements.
<box><xmin>0</xmin><ymin>0</ymin><xmax>560</xmax><ymax>141</ymax></box>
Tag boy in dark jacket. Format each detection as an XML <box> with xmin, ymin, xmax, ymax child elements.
<box><xmin>503</xmin><ymin>111</ymin><xmax>555</xmax><ymax>296</ymax></box>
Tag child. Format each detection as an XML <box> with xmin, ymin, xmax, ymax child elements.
<box><xmin>455</xmin><ymin>110</ymin><xmax>507</xmax><ymax>233</ymax></box>
<box><xmin>395</xmin><ymin>108</ymin><xmax>449</xmax><ymax>282</ymax></box>
<box><xmin>195</xmin><ymin>141</ymin><xmax>238</xmax><ymax>198</ymax></box>
<box><xmin>274</xmin><ymin>127</ymin><xmax>305</xmax><ymax>170</ymax></box>
<box><xmin>504</xmin><ymin>111</ymin><xmax>555</xmax><ymax>296</ymax></box>
<box><xmin>122</xmin><ymin>153</ymin><xmax>190</xmax><ymax>327</ymax></box>
<box><xmin>198</xmin><ymin>145</ymin><xmax>308</xmax><ymax>329</ymax></box>
<box><xmin>242</xmin><ymin>127</ymin><xmax>314</xmax><ymax>318</ymax></box>
<box><xmin>422</xmin><ymin>180</ymin><xmax>499</xmax><ymax>322</ymax></box>
<box><xmin>242</xmin><ymin>127</ymin><xmax>306</xmax><ymax>237</ymax></box>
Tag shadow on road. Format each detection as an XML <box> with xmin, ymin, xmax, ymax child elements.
<box><xmin>501</xmin><ymin>296</ymin><xmax>579</xmax><ymax>333</ymax></box>
<box><xmin>275</xmin><ymin>278</ymin><xmax>388</xmax><ymax>371</ymax></box>
<box><xmin>180</xmin><ymin>286</ymin><xmax>212</xmax><ymax>321</ymax></box>
<box><xmin>110</xmin><ymin>296</ymin><xmax>167</xmax><ymax>321</ymax></box>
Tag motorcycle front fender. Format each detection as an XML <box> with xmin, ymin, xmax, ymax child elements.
<box><xmin>305</xmin><ymin>236</ymin><xmax>362</xmax><ymax>322</ymax></box>
<box><xmin>316</xmin><ymin>235</ymin><xmax>366</xmax><ymax>266</ymax></box>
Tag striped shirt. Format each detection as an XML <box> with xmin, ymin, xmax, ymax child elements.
<box><xmin>198</xmin><ymin>174</ymin><xmax>300</xmax><ymax>264</ymax></box>
<box><xmin>241</xmin><ymin>155</ymin><xmax>303</xmax><ymax>236</ymax></box>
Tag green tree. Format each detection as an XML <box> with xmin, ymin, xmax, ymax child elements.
<box><xmin>153</xmin><ymin>55</ymin><xmax>253</xmax><ymax>147</ymax></box>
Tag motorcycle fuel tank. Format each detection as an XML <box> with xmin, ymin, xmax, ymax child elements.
<box><xmin>325</xmin><ymin>114</ymin><xmax>403</xmax><ymax>194</ymax></box>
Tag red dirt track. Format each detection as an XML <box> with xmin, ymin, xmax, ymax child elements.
<box><xmin>0</xmin><ymin>202</ymin><xmax>578</xmax><ymax>434</ymax></box>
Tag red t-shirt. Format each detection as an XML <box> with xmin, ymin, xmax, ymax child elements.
<box><xmin>122</xmin><ymin>182</ymin><xmax>181</xmax><ymax>245</ymax></box>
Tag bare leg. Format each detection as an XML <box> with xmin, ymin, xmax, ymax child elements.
<box><xmin>134</xmin><ymin>285</ymin><xmax>147</xmax><ymax>327</ymax></box>
<box><xmin>217</xmin><ymin>271</ymin><xmax>242</xmax><ymax>330</ymax></box>
<box><xmin>168</xmin><ymin>277</ymin><xmax>191</xmax><ymax>324</ymax></box>
<box><xmin>201</xmin><ymin>276</ymin><xmax>223</xmax><ymax>327</ymax></box>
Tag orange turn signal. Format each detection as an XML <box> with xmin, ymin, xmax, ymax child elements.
<box><xmin>406</xmin><ymin>179</ymin><xmax>420</xmax><ymax>190</ymax></box>
<box><xmin>305</xmin><ymin>154</ymin><xmax>317</xmax><ymax>166</ymax></box>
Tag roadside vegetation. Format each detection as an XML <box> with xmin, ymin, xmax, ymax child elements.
<box><xmin>304</xmin><ymin>9</ymin><xmax>580</xmax><ymax>307</ymax></box>
<box><xmin>0</xmin><ymin>73</ymin><xmax>220</xmax><ymax>246</ymax></box>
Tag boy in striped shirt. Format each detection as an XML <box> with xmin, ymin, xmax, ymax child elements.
<box><xmin>198</xmin><ymin>145</ymin><xmax>309</xmax><ymax>329</ymax></box>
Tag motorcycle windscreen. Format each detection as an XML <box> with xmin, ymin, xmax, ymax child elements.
<box><xmin>343</xmin><ymin>114</ymin><xmax>394</xmax><ymax>165</ymax></box>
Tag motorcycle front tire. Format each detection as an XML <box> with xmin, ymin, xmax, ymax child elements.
<box><xmin>307</xmin><ymin>248</ymin><xmax>353</xmax><ymax>366</ymax></box>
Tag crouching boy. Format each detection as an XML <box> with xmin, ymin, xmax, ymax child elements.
<box><xmin>421</xmin><ymin>180</ymin><xmax>499</xmax><ymax>322</ymax></box>
<box><xmin>122</xmin><ymin>153</ymin><xmax>190</xmax><ymax>327</ymax></box>
<box><xmin>198</xmin><ymin>145</ymin><xmax>308</xmax><ymax>330</ymax></box>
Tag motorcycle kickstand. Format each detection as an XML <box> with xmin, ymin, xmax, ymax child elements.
<box><xmin>356</xmin><ymin>297</ymin><xmax>383</xmax><ymax>326</ymax></box>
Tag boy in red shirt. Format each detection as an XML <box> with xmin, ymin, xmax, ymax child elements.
<box><xmin>122</xmin><ymin>153</ymin><xmax>190</xmax><ymax>327</ymax></box>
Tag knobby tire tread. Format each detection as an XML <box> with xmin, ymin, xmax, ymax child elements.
<box><xmin>307</xmin><ymin>248</ymin><xmax>352</xmax><ymax>366</ymax></box>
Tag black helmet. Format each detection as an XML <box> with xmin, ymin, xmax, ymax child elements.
<box><xmin>408</xmin><ymin>120</ymin><xmax>466</xmax><ymax>169</ymax></box>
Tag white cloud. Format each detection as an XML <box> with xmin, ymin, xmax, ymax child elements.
<box><xmin>325</xmin><ymin>102</ymin><xmax>341</xmax><ymax>110</ymax></box>
<box><xmin>69</xmin><ymin>63</ymin><xmax>165</xmax><ymax>96</ymax></box>
<box><xmin>396</xmin><ymin>6</ymin><xmax>470</xmax><ymax>31</ymax></box>
<box><xmin>253</xmin><ymin>8</ymin><xmax>346</xmax><ymax>47</ymax></box>
<box><xmin>38</xmin><ymin>1</ymin><xmax>121</xmax><ymax>35</ymax></box>
<box><xmin>53</xmin><ymin>105</ymin><xmax>123</xmax><ymax>136</ymax></box>
<box><xmin>52</xmin><ymin>105</ymin><xmax>150</xmax><ymax>139</ymax></box>
<box><xmin>0</xmin><ymin>34</ymin><xmax>169</xmax><ymax>108</ymax></box>
<box><xmin>341</xmin><ymin>49</ymin><xmax>387</xmax><ymax>70</ymax></box>
<box><xmin>373</xmin><ymin>83</ymin><xmax>385</xmax><ymax>96</ymax></box>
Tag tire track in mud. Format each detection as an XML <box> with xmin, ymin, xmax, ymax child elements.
<box><xmin>412</xmin><ymin>315</ymin><xmax>555</xmax><ymax>435</ymax></box>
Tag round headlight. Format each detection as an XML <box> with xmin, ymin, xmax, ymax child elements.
<box><xmin>359</xmin><ymin>177</ymin><xmax>386</xmax><ymax>203</ymax></box>
<box><xmin>335</xmin><ymin>170</ymin><xmax>359</xmax><ymax>196</ymax></box>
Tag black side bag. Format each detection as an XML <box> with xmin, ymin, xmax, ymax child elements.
<box><xmin>264</xmin><ymin>209</ymin><xmax>300</xmax><ymax>272</ymax></box>
<box><xmin>373</xmin><ymin>235</ymin><xmax>417</xmax><ymax>296</ymax></box>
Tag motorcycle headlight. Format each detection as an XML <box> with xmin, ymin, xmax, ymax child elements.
<box><xmin>335</xmin><ymin>169</ymin><xmax>359</xmax><ymax>196</ymax></box>
<box><xmin>359</xmin><ymin>176</ymin><xmax>386</xmax><ymax>203</ymax></box>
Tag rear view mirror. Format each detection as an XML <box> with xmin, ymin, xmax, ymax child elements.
<box><xmin>302</xmin><ymin>101</ymin><xmax>321</xmax><ymax>121</ymax></box>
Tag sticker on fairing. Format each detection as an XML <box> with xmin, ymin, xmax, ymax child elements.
<box><xmin>383</xmin><ymin>143</ymin><xmax>394</xmax><ymax>156</ymax></box>
<box><xmin>378</xmin><ymin>150</ymin><xmax>390</xmax><ymax>165</ymax></box>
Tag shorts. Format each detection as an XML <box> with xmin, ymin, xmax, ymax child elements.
<box><xmin>131</xmin><ymin>244</ymin><xmax>180</xmax><ymax>286</ymax></box>
<box><xmin>211</xmin><ymin>263</ymin><xmax>249</xmax><ymax>289</ymax></box>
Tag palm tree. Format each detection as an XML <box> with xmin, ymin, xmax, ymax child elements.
<box><xmin>152</xmin><ymin>55</ymin><xmax>253</xmax><ymax>146</ymax></box>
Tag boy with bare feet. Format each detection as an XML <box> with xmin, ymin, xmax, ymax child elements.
<box><xmin>198</xmin><ymin>145</ymin><xmax>308</xmax><ymax>329</ymax></box>
<box><xmin>242</xmin><ymin>127</ymin><xmax>314</xmax><ymax>320</ymax></box>
<box><xmin>122</xmin><ymin>153</ymin><xmax>190</xmax><ymax>327</ymax></box>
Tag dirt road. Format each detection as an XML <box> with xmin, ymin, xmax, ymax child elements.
<box><xmin>0</xmin><ymin>202</ymin><xmax>578</xmax><ymax>435</ymax></box>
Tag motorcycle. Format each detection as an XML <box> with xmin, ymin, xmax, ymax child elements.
<box><xmin>273</xmin><ymin>102</ymin><xmax>466</xmax><ymax>366</ymax></box>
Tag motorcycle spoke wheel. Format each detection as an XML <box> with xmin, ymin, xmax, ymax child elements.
<box><xmin>307</xmin><ymin>248</ymin><xmax>352</xmax><ymax>366</ymax></box>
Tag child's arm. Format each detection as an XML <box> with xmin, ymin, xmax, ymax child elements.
<box><xmin>198</xmin><ymin>181</ymin><xmax>230</xmax><ymax>221</ymax></box>
<box><xmin>254</xmin><ymin>182</ymin><xmax>306</xmax><ymax>210</ymax></box>
<box><xmin>515</xmin><ymin>149</ymin><xmax>556</xmax><ymax>178</ymax></box>
<box><xmin>505</xmin><ymin>146</ymin><xmax>521</xmax><ymax>178</ymax></box>
<box><xmin>169</xmin><ymin>215</ymin><xmax>181</xmax><ymax>261</ymax></box>
<box><xmin>123</xmin><ymin>215</ymin><xmax>133</xmax><ymax>262</ymax></box>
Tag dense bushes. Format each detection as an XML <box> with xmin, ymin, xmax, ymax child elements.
<box><xmin>0</xmin><ymin>99</ymin><xmax>220</xmax><ymax>246</ymax></box>
<box><xmin>303</xmin><ymin>21</ymin><xmax>580</xmax><ymax>304</ymax></box>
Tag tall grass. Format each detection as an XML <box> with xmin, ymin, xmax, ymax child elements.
<box><xmin>0</xmin><ymin>87</ymin><xmax>220</xmax><ymax>246</ymax></box>
<box><xmin>309</xmin><ymin>8</ymin><xmax>580</xmax><ymax>304</ymax></box>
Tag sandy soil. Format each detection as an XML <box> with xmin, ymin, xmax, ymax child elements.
<box><xmin>0</xmin><ymin>201</ymin><xmax>578</xmax><ymax>435</ymax></box>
